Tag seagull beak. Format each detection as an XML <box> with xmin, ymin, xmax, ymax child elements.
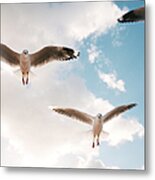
<box><xmin>74</xmin><ymin>51</ymin><xmax>80</xmax><ymax>58</ymax></box>
<box><xmin>117</xmin><ymin>17</ymin><xmax>123</xmax><ymax>22</ymax></box>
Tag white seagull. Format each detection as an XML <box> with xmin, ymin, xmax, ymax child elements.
<box><xmin>50</xmin><ymin>103</ymin><xmax>137</xmax><ymax>148</ymax></box>
<box><xmin>0</xmin><ymin>43</ymin><xmax>80</xmax><ymax>85</ymax></box>
<box><xmin>117</xmin><ymin>7</ymin><xmax>145</xmax><ymax>23</ymax></box>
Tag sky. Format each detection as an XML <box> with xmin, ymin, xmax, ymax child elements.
<box><xmin>1</xmin><ymin>0</ymin><xmax>145</xmax><ymax>169</ymax></box>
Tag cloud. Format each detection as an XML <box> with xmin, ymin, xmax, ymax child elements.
<box><xmin>1</xmin><ymin>66</ymin><xmax>143</xmax><ymax>167</ymax></box>
<box><xmin>111</xmin><ymin>24</ymin><xmax>126</xmax><ymax>47</ymax></box>
<box><xmin>78</xmin><ymin>155</ymin><xmax>120</xmax><ymax>169</ymax></box>
<box><xmin>1</xmin><ymin>2</ymin><xmax>123</xmax><ymax>50</ymax></box>
<box><xmin>104</xmin><ymin>117</ymin><xmax>144</xmax><ymax>146</ymax></box>
<box><xmin>98</xmin><ymin>70</ymin><xmax>126</xmax><ymax>92</ymax></box>
<box><xmin>87</xmin><ymin>44</ymin><xmax>101</xmax><ymax>64</ymax></box>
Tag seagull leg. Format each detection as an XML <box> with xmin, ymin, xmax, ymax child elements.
<box><xmin>22</xmin><ymin>77</ymin><xmax>25</xmax><ymax>85</ymax></box>
<box><xmin>92</xmin><ymin>135</ymin><xmax>95</xmax><ymax>148</ymax></box>
<box><xmin>26</xmin><ymin>78</ymin><xmax>29</xmax><ymax>85</ymax></box>
<box><xmin>26</xmin><ymin>72</ymin><xmax>29</xmax><ymax>85</ymax></box>
<box><xmin>22</xmin><ymin>72</ymin><xmax>25</xmax><ymax>85</ymax></box>
<box><xmin>97</xmin><ymin>137</ymin><xmax>100</xmax><ymax>146</ymax></box>
<box><xmin>92</xmin><ymin>142</ymin><xmax>95</xmax><ymax>148</ymax></box>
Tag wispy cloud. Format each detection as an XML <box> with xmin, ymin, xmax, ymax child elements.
<box><xmin>87</xmin><ymin>44</ymin><xmax>101</xmax><ymax>64</ymax></box>
<box><xmin>111</xmin><ymin>26</ymin><xmax>126</xmax><ymax>47</ymax></box>
<box><xmin>98</xmin><ymin>70</ymin><xmax>126</xmax><ymax>92</ymax></box>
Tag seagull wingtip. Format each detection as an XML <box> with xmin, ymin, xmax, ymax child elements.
<box><xmin>130</xmin><ymin>103</ymin><xmax>138</xmax><ymax>107</ymax></box>
<box><xmin>117</xmin><ymin>17</ymin><xmax>124</xmax><ymax>23</ymax></box>
<box><xmin>77</xmin><ymin>51</ymin><xmax>80</xmax><ymax>57</ymax></box>
<box><xmin>48</xmin><ymin>106</ymin><xmax>59</xmax><ymax>111</ymax></box>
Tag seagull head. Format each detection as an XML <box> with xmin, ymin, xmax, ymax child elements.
<box><xmin>97</xmin><ymin>113</ymin><xmax>102</xmax><ymax>119</ymax></box>
<box><xmin>117</xmin><ymin>17</ymin><xmax>124</xmax><ymax>23</ymax></box>
<box><xmin>23</xmin><ymin>49</ymin><xmax>29</xmax><ymax>55</ymax></box>
<box><xmin>74</xmin><ymin>51</ymin><xmax>80</xmax><ymax>57</ymax></box>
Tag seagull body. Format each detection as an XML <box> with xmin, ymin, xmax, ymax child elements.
<box><xmin>51</xmin><ymin>103</ymin><xmax>137</xmax><ymax>148</ymax></box>
<box><xmin>0</xmin><ymin>43</ymin><xmax>80</xmax><ymax>85</ymax></box>
<box><xmin>92</xmin><ymin>115</ymin><xmax>103</xmax><ymax>146</ymax></box>
<box><xmin>118</xmin><ymin>7</ymin><xmax>145</xmax><ymax>23</ymax></box>
<box><xmin>19</xmin><ymin>50</ymin><xmax>31</xmax><ymax>84</ymax></box>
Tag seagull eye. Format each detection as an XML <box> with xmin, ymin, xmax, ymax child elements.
<box><xmin>23</xmin><ymin>50</ymin><xmax>28</xmax><ymax>54</ymax></box>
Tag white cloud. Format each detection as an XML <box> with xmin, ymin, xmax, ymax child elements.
<box><xmin>104</xmin><ymin>117</ymin><xmax>144</xmax><ymax>146</ymax></box>
<box><xmin>1</xmin><ymin>2</ymin><xmax>124</xmax><ymax>50</ymax></box>
<box><xmin>78</xmin><ymin>155</ymin><xmax>120</xmax><ymax>169</ymax></box>
<box><xmin>98</xmin><ymin>71</ymin><xmax>126</xmax><ymax>92</ymax></box>
<box><xmin>87</xmin><ymin>44</ymin><xmax>101</xmax><ymax>64</ymax></box>
<box><xmin>1</xmin><ymin>66</ymin><xmax>143</xmax><ymax>167</ymax></box>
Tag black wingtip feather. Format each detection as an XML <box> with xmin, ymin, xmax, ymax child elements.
<box><xmin>117</xmin><ymin>10</ymin><xmax>138</xmax><ymax>23</ymax></box>
<box><xmin>77</xmin><ymin>51</ymin><xmax>80</xmax><ymax>57</ymax></box>
<box><xmin>128</xmin><ymin>103</ymin><xmax>137</xmax><ymax>109</ymax></box>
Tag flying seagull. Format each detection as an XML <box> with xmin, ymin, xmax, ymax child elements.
<box><xmin>117</xmin><ymin>7</ymin><xmax>145</xmax><ymax>23</ymax></box>
<box><xmin>0</xmin><ymin>43</ymin><xmax>80</xmax><ymax>85</ymax></box>
<box><xmin>51</xmin><ymin>103</ymin><xmax>137</xmax><ymax>148</ymax></box>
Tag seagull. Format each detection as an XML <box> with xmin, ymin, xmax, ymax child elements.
<box><xmin>117</xmin><ymin>7</ymin><xmax>145</xmax><ymax>23</ymax></box>
<box><xmin>51</xmin><ymin>103</ymin><xmax>137</xmax><ymax>148</ymax></box>
<box><xmin>0</xmin><ymin>43</ymin><xmax>80</xmax><ymax>85</ymax></box>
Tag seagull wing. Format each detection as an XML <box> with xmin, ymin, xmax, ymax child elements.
<box><xmin>0</xmin><ymin>43</ymin><xmax>20</xmax><ymax>66</ymax></box>
<box><xmin>102</xmin><ymin>103</ymin><xmax>137</xmax><ymax>123</ymax></box>
<box><xmin>53</xmin><ymin>107</ymin><xmax>93</xmax><ymax>125</ymax></box>
<box><xmin>30</xmin><ymin>46</ymin><xmax>80</xmax><ymax>67</ymax></box>
<box><xmin>117</xmin><ymin>7</ymin><xmax>145</xmax><ymax>23</ymax></box>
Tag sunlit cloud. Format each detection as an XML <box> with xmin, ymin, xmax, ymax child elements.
<box><xmin>98</xmin><ymin>70</ymin><xmax>126</xmax><ymax>92</ymax></box>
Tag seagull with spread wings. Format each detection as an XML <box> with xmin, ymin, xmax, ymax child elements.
<box><xmin>0</xmin><ymin>43</ymin><xmax>80</xmax><ymax>85</ymax></box>
<box><xmin>50</xmin><ymin>103</ymin><xmax>137</xmax><ymax>148</ymax></box>
<box><xmin>117</xmin><ymin>7</ymin><xmax>145</xmax><ymax>23</ymax></box>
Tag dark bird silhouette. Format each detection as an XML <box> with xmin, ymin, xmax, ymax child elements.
<box><xmin>118</xmin><ymin>7</ymin><xmax>145</xmax><ymax>23</ymax></box>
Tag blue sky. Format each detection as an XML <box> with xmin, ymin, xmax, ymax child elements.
<box><xmin>74</xmin><ymin>1</ymin><xmax>145</xmax><ymax>169</ymax></box>
<box><xmin>1</xmin><ymin>1</ymin><xmax>144</xmax><ymax>169</ymax></box>
<box><xmin>76</xmin><ymin>1</ymin><xmax>144</xmax><ymax>121</ymax></box>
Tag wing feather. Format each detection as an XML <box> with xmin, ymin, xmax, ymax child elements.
<box><xmin>103</xmin><ymin>103</ymin><xmax>137</xmax><ymax>123</ymax></box>
<box><xmin>0</xmin><ymin>43</ymin><xmax>20</xmax><ymax>66</ymax></box>
<box><xmin>53</xmin><ymin>108</ymin><xmax>93</xmax><ymax>125</ymax></box>
<box><xmin>30</xmin><ymin>46</ymin><xmax>80</xmax><ymax>67</ymax></box>
<box><xmin>117</xmin><ymin>7</ymin><xmax>145</xmax><ymax>23</ymax></box>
